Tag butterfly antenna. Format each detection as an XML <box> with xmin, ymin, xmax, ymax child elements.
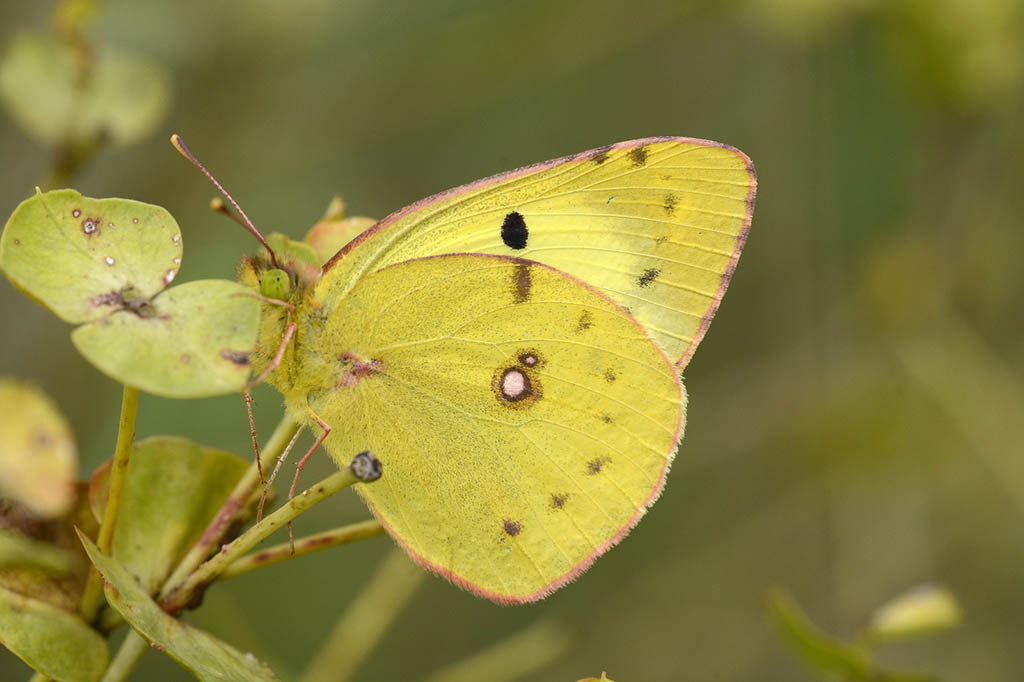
<box><xmin>209</xmin><ymin>197</ymin><xmax>252</xmax><ymax>230</ymax></box>
<box><xmin>170</xmin><ymin>134</ymin><xmax>279</xmax><ymax>268</ymax></box>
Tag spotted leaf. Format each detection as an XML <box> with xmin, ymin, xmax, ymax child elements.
<box><xmin>70</xmin><ymin>280</ymin><xmax>259</xmax><ymax>398</ymax></box>
<box><xmin>0</xmin><ymin>189</ymin><xmax>182</xmax><ymax>324</ymax></box>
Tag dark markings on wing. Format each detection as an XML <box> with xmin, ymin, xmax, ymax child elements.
<box><xmin>575</xmin><ymin>310</ymin><xmax>593</xmax><ymax>333</ymax></box>
<box><xmin>591</xmin><ymin>145</ymin><xmax>613</xmax><ymax>164</ymax></box>
<box><xmin>664</xmin><ymin>194</ymin><xmax>678</xmax><ymax>215</ymax></box>
<box><xmin>512</xmin><ymin>261</ymin><xmax>532</xmax><ymax>303</ymax></box>
<box><xmin>638</xmin><ymin>268</ymin><xmax>660</xmax><ymax>288</ymax></box>
<box><xmin>627</xmin><ymin>147</ymin><xmax>648</xmax><ymax>167</ymax></box>
<box><xmin>501</xmin><ymin>211</ymin><xmax>529</xmax><ymax>249</ymax></box>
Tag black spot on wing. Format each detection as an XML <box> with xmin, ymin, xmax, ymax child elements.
<box><xmin>502</xmin><ymin>519</ymin><xmax>522</xmax><ymax>536</ymax></box>
<box><xmin>638</xmin><ymin>268</ymin><xmax>660</xmax><ymax>288</ymax></box>
<box><xmin>587</xmin><ymin>457</ymin><xmax>611</xmax><ymax>475</ymax></box>
<box><xmin>627</xmin><ymin>147</ymin><xmax>649</xmax><ymax>167</ymax></box>
<box><xmin>550</xmin><ymin>493</ymin><xmax>568</xmax><ymax>509</ymax></box>
<box><xmin>601</xmin><ymin>414</ymin><xmax>613</xmax><ymax>424</ymax></box>
<box><xmin>604</xmin><ymin>368</ymin><xmax>617</xmax><ymax>383</ymax></box>
<box><xmin>501</xmin><ymin>211</ymin><xmax>528</xmax><ymax>249</ymax></box>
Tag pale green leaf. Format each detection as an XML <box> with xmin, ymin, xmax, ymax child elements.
<box><xmin>78</xmin><ymin>533</ymin><xmax>279</xmax><ymax>682</ymax></box>
<box><xmin>865</xmin><ymin>584</ymin><xmax>962</xmax><ymax>643</ymax></box>
<box><xmin>0</xmin><ymin>583</ymin><xmax>108</xmax><ymax>682</ymax></box>
<box><xmin>0</xmin><ymin>33</ymin><xmax>170</xmax><ymax>147</ymax></box>
<box><xmin>88</xmin><ymin>436</ymin><xmax>248</xmax><ymax>593</ymax></box>
<box><xmin>71</xmin><ymin>279</ymin><xmax>260</xmax><ymax>398</ymax></box>
<box><xmin>0</xmin><ymin>378</ymin><xmax>76</xmax><ymax>518</ymax></box>
<box><xmin>0</xmin><ymin>528</ymin><xmax>73</xmax><ymax>574</ymax></box>
<box><xmin>0</xmin><ymin>189</ymin><xmax>182</xmax><ymax>324</ymax></box>
<box><xmin>767</xmin><ymin>590</ymin><xmax>872</xmax><ymax>678</ymax></box>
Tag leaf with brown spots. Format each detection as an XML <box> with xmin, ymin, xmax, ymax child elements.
<box><xmin>0</xmin><ymin>189</ymin><xmax>182</xmax><ymax>324</ymax></box>
<box><xmin>71</xmin><ymin>280</ymin><xmax>260</xmax><ymax>398</ymax></box>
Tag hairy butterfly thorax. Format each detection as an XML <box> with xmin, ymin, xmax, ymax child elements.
<box><xmin>237</xmin><ymin>233</ymin><xmax>326</xmax><ymax>396</ymax></box>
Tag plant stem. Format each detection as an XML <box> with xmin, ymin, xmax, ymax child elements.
<box><xmin>299</xmin><ymin>547</ymin><xmax>425</xmax><ymax>682</ymax></box>
<box><xmin>160</xmin><ymin>467</ymin><xmax>360</xmax><ymax>613</ymax></box>
<box><xmin>220</xmin><ymin>519</ymin><xmax>384</xmax><ymax>580</ymax></box>
<box><xmin>99</xmin><ymin>631</ymin><xmax>149</xmax><ymax>682</ymax></box>
<box><xmin>420</xmin><ymin>620</ymin><xmax>571</xmax><ymax>682</ymax></box>
<box><xmin>157</xmin><ymin>414</ymin><xmax>300</xmax><ymax>601</ymax></box>
<box><xmin>80</xmin><ymin>384</ymin><xmax>139</xmax><ymax>622</ymax></box>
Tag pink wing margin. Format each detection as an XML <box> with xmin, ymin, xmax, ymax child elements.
<box><xmin>323</xmin><ymin>136</ymin><xmax>757</xmax><ymax>370</ymax></box>
<box><xmin>355</xmin><ymin>252</ymin><xmax>686</xmax><ymax>604</ymax></box>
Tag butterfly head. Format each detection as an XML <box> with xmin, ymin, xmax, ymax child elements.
<box><xmin>240</xmin><ymin>233</ymin><xmax>322</xmax><ymax>303</ymax></box>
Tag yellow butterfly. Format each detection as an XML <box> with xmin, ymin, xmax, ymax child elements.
<box><xmin>181</xmin><ymin>136</ymin><xmax>756</xmax><ymax>604</ymax></box>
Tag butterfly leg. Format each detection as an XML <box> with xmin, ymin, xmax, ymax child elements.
<box><xmin>256</xmin><ymin>424</ymin><xmax>304</xmax><ymax>522</ymax></box>
<box><xmin>243</xmin><ymin>391</ymin><xmax>265</xmax><ymax>483</ymax></box>
<box><xmin>285</xmin><ymin>408</ymin><xmax>332</xmax><ymax>552</ymax></box>
<box><xmin>246</xmin><ymin>321</ymin><xmax>296</xmax><ymax>391</ymax></box>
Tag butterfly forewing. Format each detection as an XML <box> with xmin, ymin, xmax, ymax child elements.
<box><xmin>329</xmin><ymin>138</ymin><xmax>756</xmax><ymax>369</ymax></box>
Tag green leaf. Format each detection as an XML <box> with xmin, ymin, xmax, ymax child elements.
<box><xmin>0</xmin><ymin>583</ymin><xmax>108</xmax><ymax>682</ymax></box>
<box><xmin>266</xmin><ymin>232</ymin><xmax>319</xmax><ymax>267</ymax></box>
<box><xmin>0</xmin><ymin>378</ymin><xmax>76</xmax><ymax>518</ymax></box>
<box><xmin>0</xmin><ymin>189</ymin><xmax>183</xmax><ymax>324</ymax></box>
<box><xmin>78</xmin><ymin>533</ymin><xmax>280</xmax><ymax>682</ymax></box>
<box><xmin>71</xmin><ymin>279</ymin><xmax>260</xmax><ymax>398</ymax></box>
<box><xmin>0</xmin><ymin>32</ymin><xmax>170</xmax><ymax>147</ymax></box>
<box><xmin>0</xmin><ymin>528</ymin><xmax>73</xmax><ymax>574</ymax></box>
<box><xmin>865</xmin><ymin>584</ymin><xmax>962</xmax><ymax>644</ymax></box>
<box><xmin>88</xmin><ymin>436</ymin><xmax>248</xmax><ymax>593</ymax></box>
<box><xmin>767</xmin><ymin>590</ymin><xmax>872</xmax><ymax>678</ymax></box>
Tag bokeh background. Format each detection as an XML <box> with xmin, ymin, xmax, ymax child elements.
<box><xmin>1</xmin><ymin>1</ymin><xmax>1023</xmax><ymax>680</ymax></box>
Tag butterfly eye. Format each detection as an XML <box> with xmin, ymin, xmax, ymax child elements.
<box><xmin>260</xmin><ymin>268</ymin><xmax>292</xmax><ymax>300</ymax></box>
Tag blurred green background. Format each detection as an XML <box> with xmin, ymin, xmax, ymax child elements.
<box><xmin>1</xmin><ymin>0</ymin><xmax>1022</xmax><ymax>680</ymax></box>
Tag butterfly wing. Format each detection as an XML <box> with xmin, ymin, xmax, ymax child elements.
<box><xmin>297</xmin><ymin>254</ymin><xmax>683</xmax><ymax>603</ymax></box>
<box><xmin>326</xmin><ymin>137</ymin><xmax>756</xmax><ymax>369</ymax></box>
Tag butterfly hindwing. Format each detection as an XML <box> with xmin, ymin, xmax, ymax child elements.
<box><xmin>295</xmin><ymin>254</ymin><xmax>684</xmax><ymax>603</ymax></box>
